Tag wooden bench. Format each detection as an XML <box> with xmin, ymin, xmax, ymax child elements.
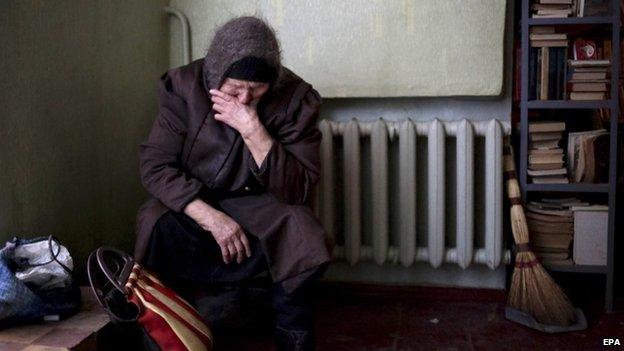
<box><xmin>0</xmin><ymin>287</ymin><xmax>110</xmax><ymax>351</ymax></box>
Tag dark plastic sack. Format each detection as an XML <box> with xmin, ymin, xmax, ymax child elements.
<box><xmin>0</xmin><ymin>236</ymin><xmax>81</xmax><ymax>326</ymax></box>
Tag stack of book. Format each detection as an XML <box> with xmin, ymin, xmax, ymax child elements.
<box><xmin>529</xmin><ymin>0</ymin><xmax>612</xmax><ymax>18</ymax></box>
<box><xmin>531</xmin><ymin>0</ymin><xmax>574</xmax><ymax>18</ymax></box>
<box><xmin>567</xmin><ymin>129</ymin><xmax>610</xmax><ymax>183</ymax></box>
<box><xmin>529</xmin><ymin>27</ymin><xmax>568</xmax><ymax>100</ymax></box>
<box><xmin>526</xmin><ymin>198</ymin><xmax>587</xmax><ymax>265</ymax></box>
<box><xmin>528</xmin><ymin>121</ymin><xmax>568</xmax><ymax>184</ymax></box>
<box><xmin>568</xmin><ymin>59</ymin><xmax>610</xmax><ymax>100</ymax></box>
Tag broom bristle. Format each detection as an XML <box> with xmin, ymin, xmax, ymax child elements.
<box><xmin>504</xmin><ymin>143</ymin><xmax>577</xmax><ymax>326</ymax></box>
<box><xmin>509</xmin><ymin>252</ymin><xmax>576</xmax><ymax>325</ymax></box>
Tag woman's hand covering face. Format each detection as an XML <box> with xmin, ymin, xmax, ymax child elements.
<box><xmin>210</xmin><ymin>88</ymin><xmax>263</xmax><ymax>138</ymax></box>
<box><xmin>210</xmin><ymin>84</ymin><xmax>275</xmax><ymax>168</ymax></box>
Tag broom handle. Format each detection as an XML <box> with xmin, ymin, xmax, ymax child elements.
<box><xmin>503</xmin><ymin>142</ymin><xmax>531</xmax><ymax>247</ymax></box>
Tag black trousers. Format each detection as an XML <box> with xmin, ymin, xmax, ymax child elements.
<box><xmin>142</xmin><ymin>211</ymin><xmax>324</xmax><ymax>333</ymax></box>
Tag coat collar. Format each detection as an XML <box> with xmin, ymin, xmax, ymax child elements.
<box><xmin>182</xmin><ymin>61</ymin><xmax>295</xmax><ymax>186</ymax></box>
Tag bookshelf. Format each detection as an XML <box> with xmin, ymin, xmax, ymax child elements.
<box><xmin>518</xmin><ymin>0</ymin><xmax>621</xmax><ymax>311</ymax></box>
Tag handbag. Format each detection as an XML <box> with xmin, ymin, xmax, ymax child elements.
<box><xmin>87</xmin><ymin>246</ymin><xmax>213</xmax><ymax>351</ymax></box>
<box><xmin>0</xmin><ymin>235</ymin><xmax>81</xmax><ymax>325</ymax></box>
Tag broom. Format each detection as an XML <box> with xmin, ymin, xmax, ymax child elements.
<box><xmin>503</xmin><ymin>142</ymin><xmax>576</xmax><ymax>326</ymax></box>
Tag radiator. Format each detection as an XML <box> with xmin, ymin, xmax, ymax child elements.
<box><xmin>316</xmin><ymin>118</ymin><xmax>512</xmax><ymax>269</ymax></box>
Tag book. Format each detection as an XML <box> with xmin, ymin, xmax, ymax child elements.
<box><xmin>535</xmin><ymin>252</ymin><xmax>570</xmax><ymax>260</ymax></box>
<box><xmin>570</xmin><ymin>92</ymin><xmax>606</xmax><ymax>100</ymax></box>
<box><xmin>567</xmin><ymin>129</ymin><xmax>609</xmax><ymax>182</ymax></box>
<box><xmin>526</xmin><ymin>204</ymin><xmax>573</xmax><ymax>217</ymax></box>
<box><xmin>530</xmin><ymin>34</ymin><xmax>568</xmax><ymax>41</ymax></box>
<box><xmin>530</xmin><ymin>221</ymin><xmax>574</xmax><ymax>233</ymax></box>
<box><xmin>529</xmin><ymin>121</ymin><xmax>565</xmax><ymax>133</ymax></box>
<box><xmin>539</xmin><ymin>197</ymin><xmax>580</xmax><ymax>203</ymax></box>
<box><xmin>529</xmin><ymin>200</ymin><xmax>569</xmax><ymax>209</ymax></box>
<box><xmin>574</xmin><ymin>0</ymin><xmax>583</xmax><ymax>16</ymax></box>
<box><xmin>603</xmin><ymin>39</ymin><xmax>612</xmax><ymax>60</ymax></box>
<box><xmin>540</xmin><ymin>197</ymin><xmax>589</xmax><ymax>206</ymax></box>
<box><xmin>532</xmin><ymin>229</ymin><xmax>574</xmax><ymax>237</ymax></box>
<box><xmin>530</xmin><ymin>26</ymin><xmax>556</xmax><ymax>34</ymax></box>
<box><xmin>570</xmin><ymin>83</ymin><xmax>608</xmax><ymax>91</ymax></box>
<box><xmin>532</xmin><ymin>4</ymin><xmax>572</xmax><ymax>11</ymax></box>
<box><xmin>530</xmin><ymin>163</ymin><xmax>566</xmax><ymax>170</ymax></box>
<box><xmin>529</xmin><ymin>48</ymin><xmax>538</xmax><ymax>100</ymax></box>
<box><xmin>556</xmin><ymin>48</ymin><xmax>568</xmax><ymax>100</ymax></box>
<box><xmin>567</xmin><ymin>129</ymin><xmax>606</xmax><ymax>173</ymax></box>
<box><xmin>568</xmin><ymin>79</ymin><xmax>610</xmax><ymax>83</ymax></box>
<box><xmin>531</xmin><ymin>47</ymin><xmax>567</xmax><ymax>99</ymax></box>
<box><xmin>527</xmin><ymin>168</ymin><xmax>568</xmax><ymax>176</ymax></box>
<box><xmin>538</xmin><ymin>258</ymin><xmax>574</xmax><ymax>265</ymax></box>
<box><xmin>536</xmin><ymin>9</ymin><xmax>573</xmax><ymax>15</ymax></box>
<box><xmin>572</xmin><ymin>67</ymin><xmax>609</xmax><ymax>72</ymax></box>
<box><xmin>531</xmin><ymin>40</ymin><xmax>569</xmax><ymax>47</ymax></box>
<box><xmin>571</xmin><ymin>72</ymin><xmax>607</xmax><ymax>80</ymax></box>
<box><xmin>532</xmin><ymin>13</ymin><xmax>570</xmax><ymax>18</ymax></box>
<box><xmin>541</xmin><ymin>47</ymin><xmax>550</xmax><ymax>100</ymax></box>
<box><xmin>526</xmin><ymin>211</ymin><xmax>573</xmax><ymax>223</ymax></box>
<box><xmin>530</xmin><ymin>139</ymin><xmax>561</xmax><ymax>149</ymax></box>
<box><xmin>530</xmin><ymin>131</ymin><xmax>563</xmax><ymax>141</ymax></box>
<box><xmin>578</xmin><ymin>132</ymin><xmax>609</xmax><ymax>182</ymax></box>
<box><xmin>573</xmin><ymin>209</ymin><xmax>608</xmax><ymax>265</ymax></box>
<box><xmin>537</xmin><ymin>48</ymin><xmax>542</xmax><ymax>98</ymax></box>
<box><xmin>568</xmin><ymin>59</ymin><xmax>611</xmax><ymax>67</ymax></box>
<box><xmin>530</xmin><ymin>148</ymin><xmax>564</xmax><ymax>155</ymax></box>
<box><xmin>531</xmin><ymin>234</ymin><xmax>572</xmax><ymax>250</ymax></box>
<box><xmin>573</xmin><ymin>39</ymin><xmax>597</xmax><ymax>60</ymax></box>
<box><xmin>531</xmin><ymin>176</ymin><xmax>570</xmax><ymax>184</ymax></box>
<box><xmin>535</xmin><ymin>6</ymin><xmax>572</xmax><ymax>13</ymax></box>
<box><xmin>529</xmin><ymin>154</ymin><xmax>565</xmax><ymax>163</ymax></box>
<box><xmin>538</xmin><ymin>0</ymin><xmax>572</xmax><ymax>4</ymax></box>
<box><xmin>527</xmin><ymin>206</ymin><xmax>574</xmax><ymax>215</ymax></box>
<box><xmin>549</xmin><ymin>47</ymin><xmax>559</xmax><ymax>99</ymax></box>
<box><xmin>581</xmin><ymin>0</ymin><xmax>611</xmax><ymax>17</ymax></box>
<box><xmin>570</xmin><ymin>204</ymin><xmax>609</xmax><ymax>211</ymax></box>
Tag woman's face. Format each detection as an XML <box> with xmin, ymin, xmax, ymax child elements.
<box><xmin>219</xmin><ymin>78</ymin><xmax>270</xmax><ymax>106</ymax></box>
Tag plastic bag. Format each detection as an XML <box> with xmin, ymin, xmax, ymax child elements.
<box><xmin>0</xmin><ymin>236</ymin><xmax>81</xmax><ymax>325</ymax></box>
<box><xmin>13</xmin><ymin>238</ymin><xmax>73</xmax><ymax>290</ymax></box>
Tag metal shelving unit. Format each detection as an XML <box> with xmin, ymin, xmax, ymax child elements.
<box><xmin>519</xmin><ymin>0</ymin><xmax>620</xmax><ymax>311</ymax></box>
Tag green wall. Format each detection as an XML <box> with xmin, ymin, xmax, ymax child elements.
<box><xmin>0</xmin><ymin>0</ymin><xmax>169</xmax><ymax>278</ymax></box>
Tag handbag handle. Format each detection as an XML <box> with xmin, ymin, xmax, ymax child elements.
<box><xmin>87</xmin><ymin>247</ymin><xmax>135</xmax><ymax>307</ymax></box>
<box><xmin>96</xmin><ymin>247</ymin><xmax>135</xmax><ymax>292</ymax></box>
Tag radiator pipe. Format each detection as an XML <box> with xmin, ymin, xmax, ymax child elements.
<box><xmin>165</xmin><ymin>6</ymin><xmax>191</xmax><ymax>65</ymax></box>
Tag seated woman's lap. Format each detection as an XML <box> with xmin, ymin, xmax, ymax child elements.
<box><xmin>142</xmin><ymin>210</ymin><xmax>269</xmax><ymax>289</ymax></box>
<box><xmin>142</xmin><ymin>209</ymin><xmax>325</xmax><ymax>332</ymax></box>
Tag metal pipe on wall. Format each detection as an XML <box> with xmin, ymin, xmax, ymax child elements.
<box><xmin>165</xmin><ymin>6</ymin><xmax>191</xmax><ymax>65</ymax></box>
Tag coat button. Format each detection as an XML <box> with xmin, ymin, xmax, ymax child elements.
<box><xmin>244</xmin><ymin>186</ymin><xmax>251</xmax><ymax>192</ymax></box>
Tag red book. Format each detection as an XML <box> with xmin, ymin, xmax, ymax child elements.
<box><xmin>573</xmin><ymin>39</ymin><xmax>597</xmax><ymax>60</ymax></box>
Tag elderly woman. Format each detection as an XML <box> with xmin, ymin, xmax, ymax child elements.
<box><xmin>133</xmin><ymin>16</ymin><xmax>331</xmax><ymax>350</ymax></box>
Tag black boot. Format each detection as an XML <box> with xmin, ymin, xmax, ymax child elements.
<box><xmin>275</xmin><ymin>326</ymin><xmax>315</xmax><ymax>351</ymax></box>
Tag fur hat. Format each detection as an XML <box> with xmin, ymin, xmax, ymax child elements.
<box><xmin>203</xmin><ymin>16</ymin><xmax>282</xmax><ymax>90</ymax></box>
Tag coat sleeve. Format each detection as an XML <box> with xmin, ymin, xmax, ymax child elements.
<box><xmin>139</xmin><ymin>71</ymin><xmax>203</xmax><ymax>212</ymax></box>
<box><xmin>249</xmin><ymin>84</ymin><xmax>322</xmax><ymax>205</ymax></box>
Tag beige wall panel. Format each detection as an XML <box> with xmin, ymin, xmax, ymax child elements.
<box><xmin>170</xmin><ymin>0</ymin><xmax>506</xmax><ymax>97</ymax></box>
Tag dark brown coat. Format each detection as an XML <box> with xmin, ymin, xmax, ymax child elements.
<box><xmin>134</xmin><ymin>59</ymin><xmax>331</xmax><ymax>292</ymax></box>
